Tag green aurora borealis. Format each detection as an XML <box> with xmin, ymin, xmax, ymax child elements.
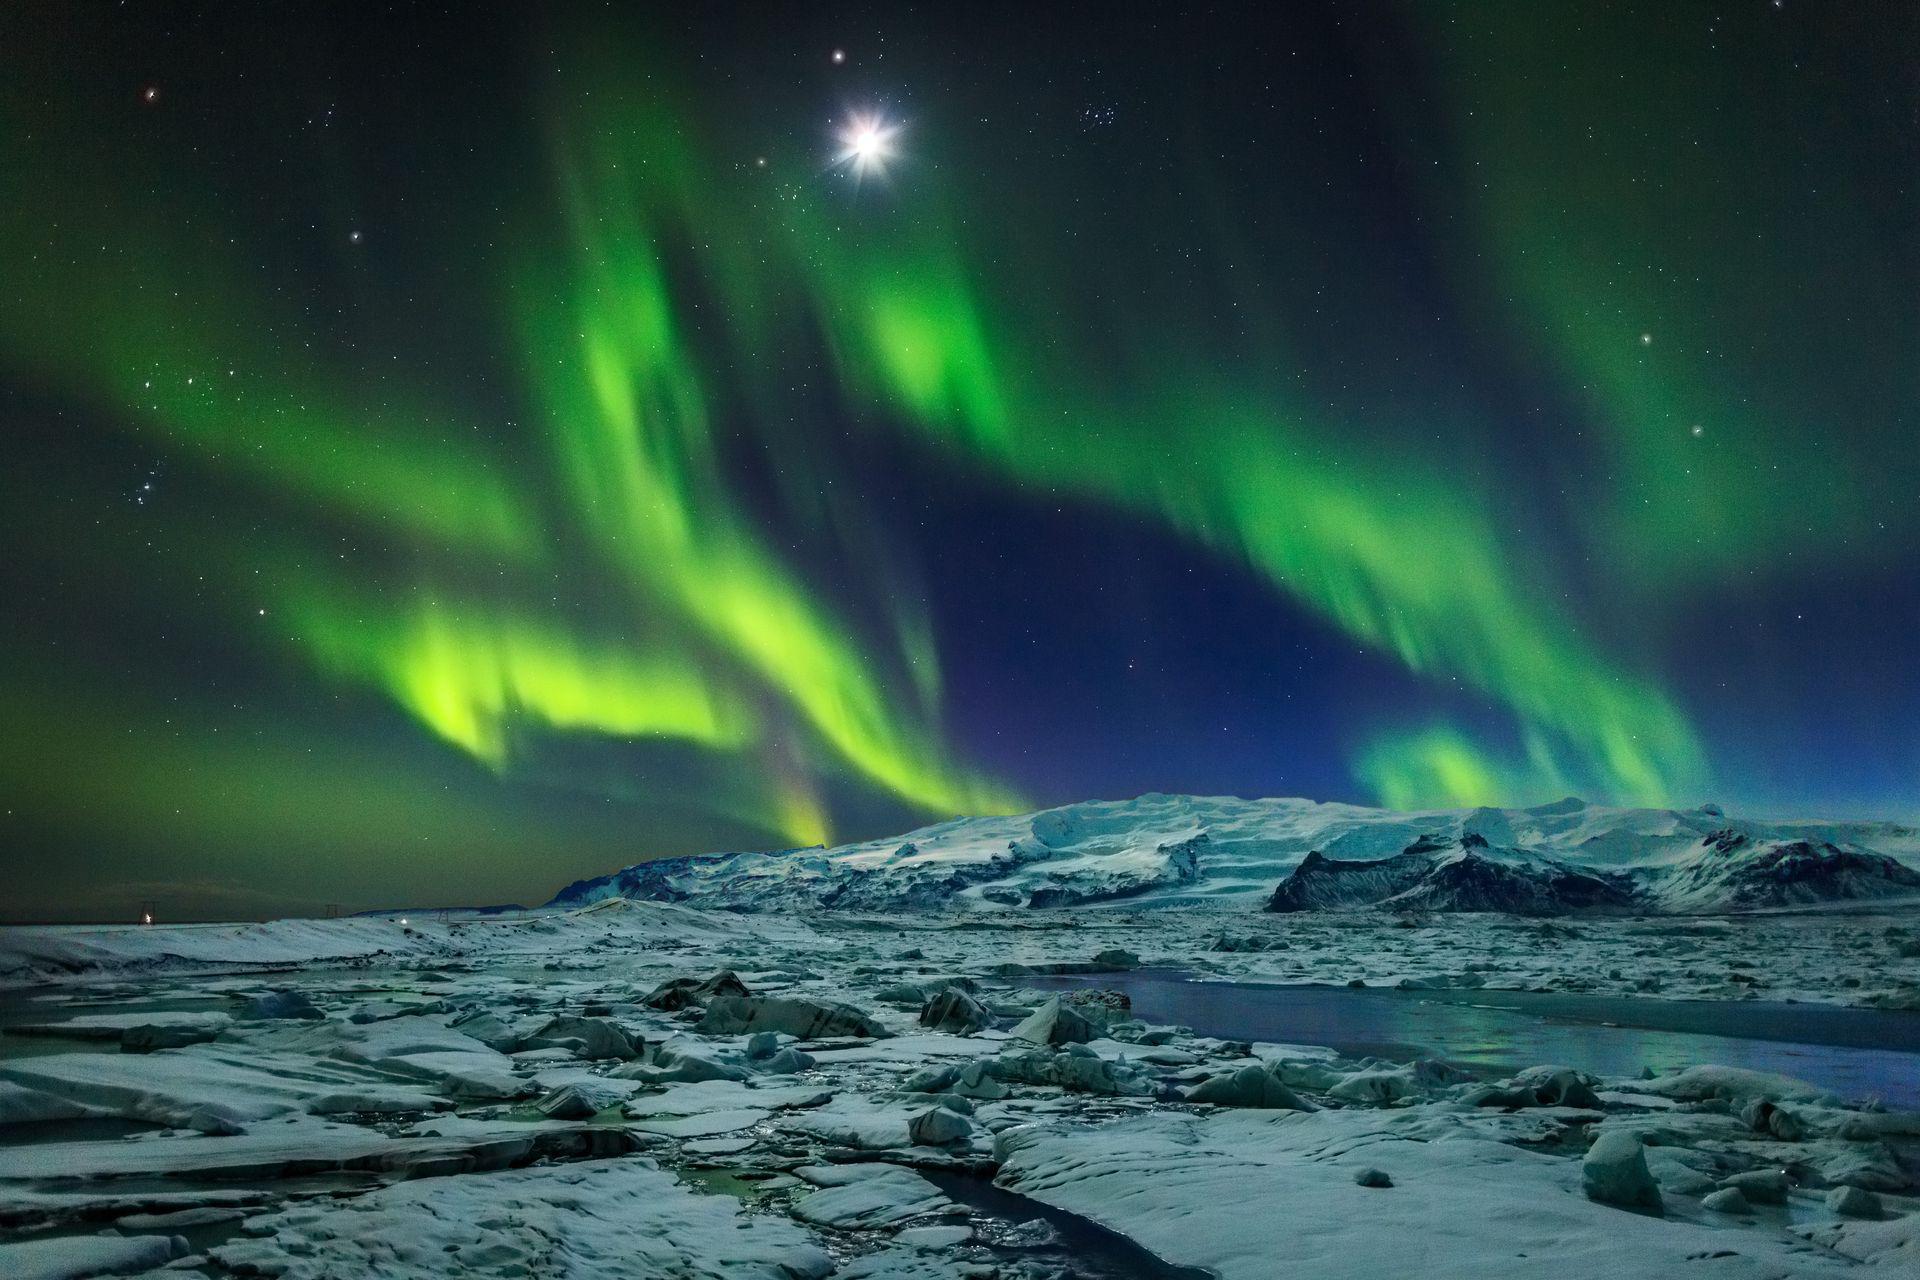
<box><xmin>2</xmin><ymin>3</ymin><xmax>1915</xmax><ymax>919</ymax></box>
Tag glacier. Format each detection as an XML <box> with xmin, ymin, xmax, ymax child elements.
<box><xmin>549</xmin><ymin>793</ymin><xmax>1920</xmax><ymax>915</ymax></box>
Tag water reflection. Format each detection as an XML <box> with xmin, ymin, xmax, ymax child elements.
<box><xmin>1022</xmin><ymin>970</ymin><xmax>1920</xmax><ymax>1108</ymax></box>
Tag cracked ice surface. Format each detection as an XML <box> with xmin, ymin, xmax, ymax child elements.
<box><xmin>0</xmin><ymin>898</ymin><xmax>1914</xmax><ymax>1278</ymax></box>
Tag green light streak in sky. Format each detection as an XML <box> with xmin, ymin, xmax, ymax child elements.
<box><xmin>514</xmin><ymin>96</ymin><xmax>1021</xmax><ymax>821</ymax></box>
<box><xmin>0</xmin><ymin>204</ymin><xmax>539</xmax><ymax>560</ymax></box>
<box><xmin>1355</xmin><ymin>725</ymin><xmax>1572</xmax><ymax>812</ymax></box>
<box><xmin>1418</xmin><ymin>5</ymin><xmax>1916</xmax><ymax>586</ymax></box>
<box><xmin>279</xmin><ymin>578</ymin><xmax>836</xmax><ymax>846</ymax></box>
<box><xmin>121</xmin><ymin>372</ymin><xmax>541</xmax><ymax>564</ymax></box>
<box><xmin>0</xmin><ymin>658</ymin><xmax>806</xmax><ymax>919</ymax></box>
<box><xmin>288</xmin><ymin>590</ymin><xmax>752</xmax><ymax>769</ymax></box>
<box><xmin>848</xmin><ymin>272</ymin><xmax>1010</xmax><ymax>451</ymax></box>
<box><xmin>787</xmin><ymin>203</ymin><xmax>1704</xmax><ymax>806</ymax></box>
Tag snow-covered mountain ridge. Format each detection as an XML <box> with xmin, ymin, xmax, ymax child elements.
<box><xmin>548</xmin><ymin>793</ymin><xmax>1920</xmax><ymax>916</ymax></box>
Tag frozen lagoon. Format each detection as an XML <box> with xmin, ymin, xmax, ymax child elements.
<box><xmin>1022</xmin><ymin>970</ymin><xmax>1920</xmax><ymax>1108</ymax></box>
<box><xmin>0</xmin><ymin>902</ymin><xmax>1915</xmax><ymax>1278</ymax></box>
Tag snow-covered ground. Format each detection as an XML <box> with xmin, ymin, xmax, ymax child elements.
<box><xmin>2</xmin><ymin>887</ymin><xmax>1917</xmax><ymax>1278</ymax></box>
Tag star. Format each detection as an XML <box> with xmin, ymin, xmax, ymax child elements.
<box><xmin>141</xmin><ymin>86</ymin><xmax>159</xmax><ymax>104</ymax></box>
<box><xmin>836</xmin><ymin>111</ymin><xmax>899</xmax><ymax>180</ymax></box>
<box><xmin>348</xmin><ymin>230</ymin><xmax>363</xmax><ymax>244</ymax></box>
<box><xmin>831</xmin><ymin>49</ymin><xmax>846</xmax><ymax>65</ymax></box>
<box><xmin>1639</xmin><ymin>332</ymin><xmax>1653</xmax><ymax>346</ymax></box>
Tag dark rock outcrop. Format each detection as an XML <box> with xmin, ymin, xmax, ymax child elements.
<box><xmin>641</xmin><ymin>970</ymin><xmax>750</xmax><ymax>1011</ymax></box>
<box><xmin>919</xmin><ymin>987</ymin><xmax>993</xmax><ymax>1035</ymax></box>
<box><xmin>1266</xmin><ymin>839</ymin><xmax>1636</xmax><ymax>915</ymax></box>
<box><xmin>696</xmin><ymin>995</ymin><xmax>890</xmax><ymax>1040</ymax></box>
<box><xmin>1652</xmin><ymin>838</ymin><xmax>1920</xmax><ymax>911</ymax></box>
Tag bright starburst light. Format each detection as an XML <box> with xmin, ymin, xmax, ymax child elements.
<box><xmin>835</xmin><ymin>111</ymin><xmax>900</xmax><ymax>180</ymax></box>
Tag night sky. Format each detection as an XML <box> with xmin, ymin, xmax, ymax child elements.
<box><xmin>3</xmin><ymin>2</ymin><xmax>1916</xmax><ymax>921</ymax></box>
